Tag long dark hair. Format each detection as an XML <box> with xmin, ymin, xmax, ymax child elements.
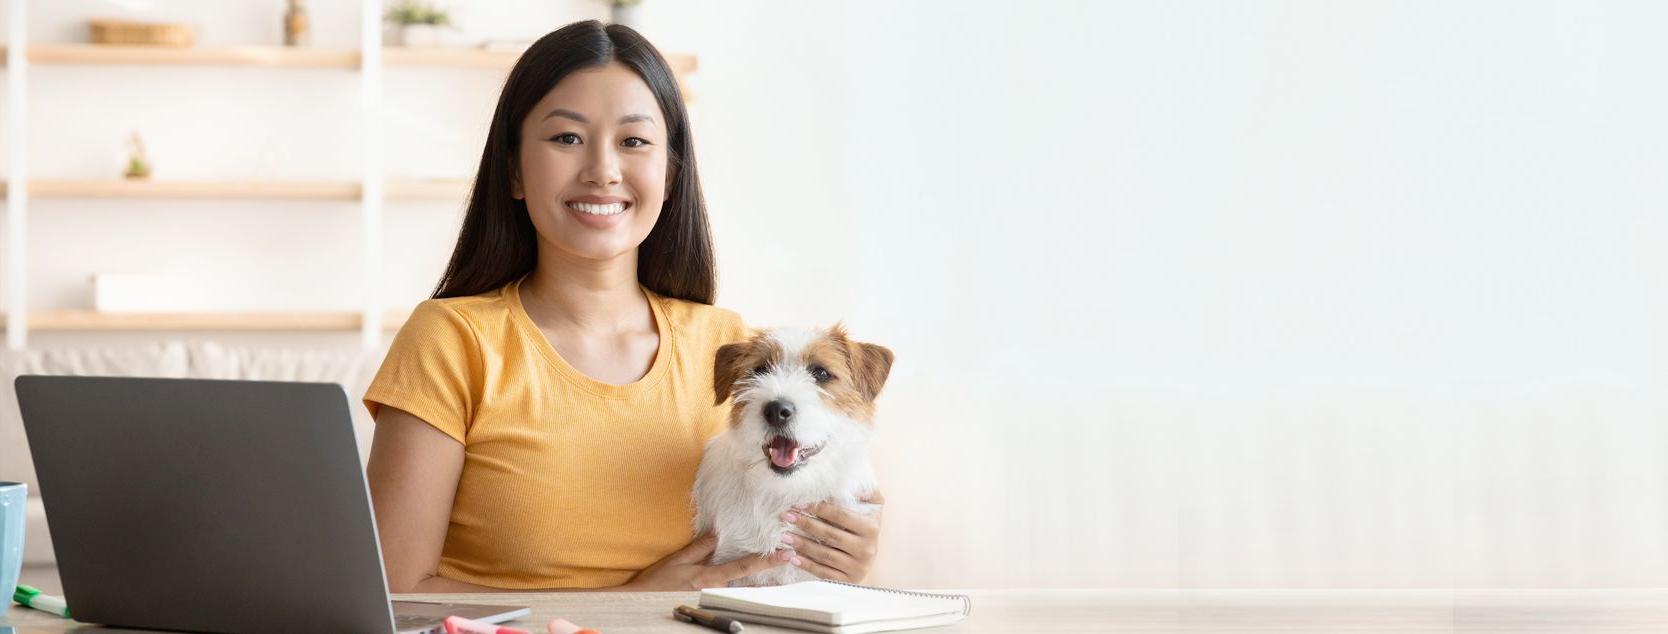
<box><xmin>431</xmin><ymin>20</ymin><xmax>716</xmax><ymax>305</ymax></box>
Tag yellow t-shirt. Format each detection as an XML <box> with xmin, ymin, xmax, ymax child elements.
<box><xmin>362</xmin><ymin>274</ymin><xmax>748</xmax><ymax>589</ymax></box>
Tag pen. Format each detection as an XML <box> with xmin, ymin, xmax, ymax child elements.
<box><xmin>674</xmin><ymin>605</ymin><xmax>744</xmax><ymax>633</ymax></box>
<box><xmin>12</xmin><ymin>584</ymin><xmax>71</xmax><ymax>618</ymax></box>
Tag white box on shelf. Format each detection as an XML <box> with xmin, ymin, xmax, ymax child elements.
<box><xmin>92</xmin><ymin>274</ymin><xmax>213</xmax><ymax>312</ymax></box>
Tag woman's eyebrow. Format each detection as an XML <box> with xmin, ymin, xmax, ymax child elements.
<box><xmin>542</xmin><ymin>108</ymin><xmax>656</xmax><ymax>125</ymax></box>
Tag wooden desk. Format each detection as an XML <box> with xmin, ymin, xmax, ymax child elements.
<box><xmin>5</xmin><ymin>588</ymin><xmax>1668</xmax><ymax>632</ymax></box>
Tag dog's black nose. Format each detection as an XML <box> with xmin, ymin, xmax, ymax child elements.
<box><xmin>763</xmin><ymin>399</ymin><xmax>795</xmax><ymax>427</ymax></box>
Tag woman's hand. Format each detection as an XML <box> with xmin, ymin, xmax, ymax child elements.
<box><xmin>780</xmin><ymin>490</ymin><xmax>885</xmax><ymax>583</ymax></box>
<box><xmin>620</xmin><ymin>533</ymin><xmax>793</xmax><ymax>591</ymax></box>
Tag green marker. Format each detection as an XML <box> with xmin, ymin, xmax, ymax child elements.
<box><xmin>13</xmin><ymin>584</ymin><xmax>71</xmax><ymax>618</ymax></box>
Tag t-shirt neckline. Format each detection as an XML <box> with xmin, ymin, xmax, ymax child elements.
<box><xmin>504</xmin><ymin>274</ymin><xmax>672</xmax><ymax>399</ymax></box>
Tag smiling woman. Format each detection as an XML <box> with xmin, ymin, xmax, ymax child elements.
<box><xmin>430</xmin><ymin>20</ymin><xmax>706</xmax><ymax>303</ymax></box>
<box><xmin>512</xmin><ymin>74</ymin><xmax>670</xmax><ymax>264</ymax></box>
<box><xmin>358</xmin><ymin>20</ymin><xmax>885</xmax><ymax>594</ymax></box>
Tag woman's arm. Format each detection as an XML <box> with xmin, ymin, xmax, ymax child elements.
<box><xmin>367</xmin><ymin>405</ymin><xmax>792</xmax><ymax>593</ymax></box>
<box><xmin>365</xmin><ymin>405</ymin><xmax>477</xmax><ymax>593</ymax></box>
<box><xmin>369</xmin><ymin>407</ymin><xmax>588</xmax><ymax>593</ymax></box>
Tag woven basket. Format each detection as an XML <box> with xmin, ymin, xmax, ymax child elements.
<box><xmin>89</xmin><ymin>19</ymin><xmax>195</xmax><ymax>47</ymax></box>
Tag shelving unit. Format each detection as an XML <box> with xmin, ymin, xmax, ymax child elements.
<box><xmin>0</xmin><ymin>3</ymin><xmax>695</xmax><ymax>347</ymax></box>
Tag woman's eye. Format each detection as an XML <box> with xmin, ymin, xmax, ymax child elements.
<box><xmin>549</xmin><ymin>133</ymin><xmax>580</xmax><ymax>145</ymax></box>
<box><xmin>623</xmin><ymin>137</ymin><xmax>650</xmax><ymax>148</ymax></box>
<box><xmin>810</xmin><ymin>366</ymin><xmax>833</xmax><ymax>382</ymax></box>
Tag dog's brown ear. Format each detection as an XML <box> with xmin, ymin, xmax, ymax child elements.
<box><xmin>850</xmin><ymin>341</ymin><xmax>894</xmax><ymax>402</ymax></box>
<box><xmin>827</xmin><ymin>321</ymin><xmax>850</xmax><ymax>344</ymax></box>
<box><xmin>713</xmin><ymin>341</ymin><xmax>752</xmax><ymax>406</ymax></box>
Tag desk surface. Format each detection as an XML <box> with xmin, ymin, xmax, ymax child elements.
<box><xmin>5</xmin><ymin>588</ymin><xmax>1668</xmax><ymax>632</ymax></box>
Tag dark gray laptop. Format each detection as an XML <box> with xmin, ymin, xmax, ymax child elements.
<box><xmin>14</xmin><ymin>375</ymin><xmax>529</xmax><ymax>634</ymax></box>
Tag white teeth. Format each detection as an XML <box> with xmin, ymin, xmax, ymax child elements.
<box><xmin>567</xmin><ymin>201</ymin><xmax>627</xmax><ymax>216</ymax></box>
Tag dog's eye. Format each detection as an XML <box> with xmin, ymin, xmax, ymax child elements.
<box><xmin>810</xmin><ymin>366</ymin><xmax>833</xmax><ymax>383</ymax></box>
<box><xmin>749</xmin><ymin>364</ymin><xmax>769</xmax><ymax>376</ymax></box>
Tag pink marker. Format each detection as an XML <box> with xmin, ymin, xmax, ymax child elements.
<box><xmin>547</xmin><ymin>618</ymin><xmax>603</xmax><ymax>634</ymax></box>
<box><xmin>442</xmin><ymin>615</ymin><xmax>531</xmax><ymax>634</ymax></box>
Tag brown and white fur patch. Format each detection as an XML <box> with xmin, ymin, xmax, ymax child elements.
<box><xmin>693</xmin><ymin>324</ymin><xmax>894</xmax><ymax>586</ymax></box>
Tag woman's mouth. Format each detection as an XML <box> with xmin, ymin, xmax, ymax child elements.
<box><xmin>566</xmin><ymin>201</ymin><xmax>629</xmax><ymax>216</ymax></box>
<box><xmin>565</xmin><ymin>200</ymin><xmax>631</xmax><ymax>229</ymax></box>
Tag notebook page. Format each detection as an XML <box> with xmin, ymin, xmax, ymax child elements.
<box><xmin>701</xmin><ymin>607</ymin><xmax>967</xmax><ymax>634</ymax></box>
<box><xmin>700</xmin><ymin>581</ymin><xmax>967</xmax><ymax>626</ymax></box>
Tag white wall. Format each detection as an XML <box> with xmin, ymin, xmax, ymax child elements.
<box><xmin>676</xmin><ymin>0</ymin><xmax>1668</xmax><ymax>588</ymax></box>
<box><xmin>5</xmin><ymin>0</ymin><xmax>1667</xmax><ymax>589</ymax></box>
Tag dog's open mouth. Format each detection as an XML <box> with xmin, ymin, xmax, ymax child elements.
<box><xmin>763</xmin><ymin>436</ymin><xmax>824</xmax><ymax>474</ymax></box>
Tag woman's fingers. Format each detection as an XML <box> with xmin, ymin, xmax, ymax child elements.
<box><xmin>788</xmin><ymin>550</ymin><xmax>851</xmax><ymax>582</ymax></box>
<box><xmin>786</xmin><ymin>508</ymin><xmax>861</xmax><ymax>554</ymax></box>
<box><xmin>785</xmin><ymin>501</ymin><xmax>881</xmax><ymax>584</ymax></box>
<box><xmin>805</xmin><ymin>502</ymin><xmax>879</xmax><ymax>539</ymax></box>
<box><xmin>782</xmin><ymin>532</ymin><xmax>857</xmax><ymax>571</ymax></box>
<box><xmin>675</xmin><ymin>533</ymin><xmax>719</xmax><ymax>563</ymax></box>
<box><xmin>706</xmin><ymin>549</ymin><xmax>792</xmax><ymax>586</ymax></box>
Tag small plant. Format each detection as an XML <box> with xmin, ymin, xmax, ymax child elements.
<box><xmin>124</xmin><ymin>131</ymin><xmax>151</xmax><ymax>180</ymax></box>
<box><xmin>384</xmin><ymin>1</ymin><xmax>452</xmax><ymax>27</ymax></box>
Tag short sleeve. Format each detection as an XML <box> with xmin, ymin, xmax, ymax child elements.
<box><xmin>362</xmin><ymin>299</ymin><xmax>481</xmax><ymax>444</ymax></box>
<box><xmin>716</xmin><ymin>306</ymin><xmax>750</xmax><ymax>344</ymax></box>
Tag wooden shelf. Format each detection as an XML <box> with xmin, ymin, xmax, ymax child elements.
<box><xmin>15</xmin><ymin>179</ymin><xmax>360</xmax><ymax>200</ymax></box>
<box><xmin>25</xmin><ymin>44</ymin><xmax>361</xmax><ymax>68</ymax></box>
<box><xmin>1</xmin><ymin>179</ymin><xmax>471</xmax><ymax>201</ymax></box>
<box><xmin>8</xmin><ymin>309</ymin><xmax>413</xmax><ymax>332</ymax></box>
<box><xmin>2</xmin><ymin>44</ymin><xmax>698</xmax><ymax>76</ymax></box>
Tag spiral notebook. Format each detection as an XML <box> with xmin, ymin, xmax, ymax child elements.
<box><xmin>698</xmin><ymin>580</ymin><xmax>972</xmax><ymax>634</ymax></box>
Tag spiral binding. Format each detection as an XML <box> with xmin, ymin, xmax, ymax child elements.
<box><xmin>815</xmin><ymin>579</ymin><xmax>974</xmax><ymax>616</ymax></box>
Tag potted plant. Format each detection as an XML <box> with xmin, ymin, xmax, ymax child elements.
<box><xmin>385</xmin><ymin>0</ymin><xmax>452</xmax><ymax>47</ymax></box>
<box><xmin>123</xmin><ymin>131</ymin><xmax>151</xmax><ymax>180</ymax></box>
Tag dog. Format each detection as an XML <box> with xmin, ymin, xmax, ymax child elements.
<box><xmin>693</xmin><ymin>324</ymin><xmax>894</xmax><ymax>586</ymax></box>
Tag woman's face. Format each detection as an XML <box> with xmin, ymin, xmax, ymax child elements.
<box><xmin>514</xmin><ymin>61</ymin><xmax>670</xmax><ymax>264</ymax></box>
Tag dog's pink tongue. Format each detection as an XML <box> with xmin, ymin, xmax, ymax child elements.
<box><xmin>768</xmin><ymin>437</ymin><xmax>801</xmax><ymax>468</ymax></box>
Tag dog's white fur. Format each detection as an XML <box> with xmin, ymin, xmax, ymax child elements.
<box><xmin>692</xmin><ymin>325</ymin><xmax>893</xmax><ymax>586</ymax></box>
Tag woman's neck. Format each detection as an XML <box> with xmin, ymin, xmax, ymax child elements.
<box><xmin>519</xmin><ymin>248</ymin><xmax>651</xmax><ymax>336</ymax></box>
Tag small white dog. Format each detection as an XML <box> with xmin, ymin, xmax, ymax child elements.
<box><xmin>693</xmin><ymin>324</ymin><xmax>894</xmax><ymax>586</ymax></box>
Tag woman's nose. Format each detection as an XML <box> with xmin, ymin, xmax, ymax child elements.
<box><xmin>582</xmin><ymin>146</ymin><xmax>623</xmax><ymax>187</ymax></box>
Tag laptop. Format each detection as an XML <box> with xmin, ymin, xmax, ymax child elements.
<box><xmin>14</xmin><ymin>375</ymin><xmax>531</xmax><ymax>634</ymax></box>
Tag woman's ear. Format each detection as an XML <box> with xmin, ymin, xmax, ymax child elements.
<box><xmin>511</xmin><ymin>163</ymin><xmax>525</xmax><ymax>200</ymax></box>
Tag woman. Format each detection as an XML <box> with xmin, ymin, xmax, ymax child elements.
<box><xmin>362</xmin><ymin>21</ymin><xmax>882</xmax><ymax>593</ymax></box>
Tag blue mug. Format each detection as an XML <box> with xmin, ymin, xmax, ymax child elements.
<box><xmin>0</xmin><ymin>481</ymin><xmax>25</xmax><ymax>604</ymax></box>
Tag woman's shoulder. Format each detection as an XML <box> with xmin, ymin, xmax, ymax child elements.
<box><xmin>650</xmin><ymin>291</ymin><xmax>748</xmax><ymax>344</ymax></box>
<box><xmin>397</xmin><ymin>286</ymin><xmax>511</xmax><ymax>341</ymax></box>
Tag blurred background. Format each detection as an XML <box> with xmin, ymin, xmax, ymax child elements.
<box><xmin>2</xmin><ymin>0</ymin><xmax>1666</xmax><ymax>590</ymax></box>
